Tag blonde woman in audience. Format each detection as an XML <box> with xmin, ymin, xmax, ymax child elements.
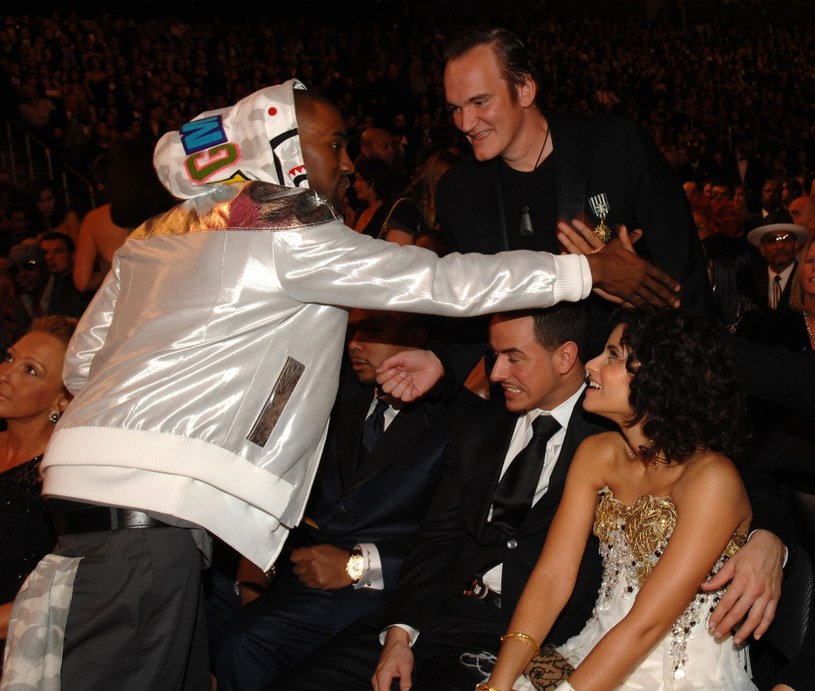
<box><xmin>0</xmin><ymin>316</ymin><xmax>77</xmax><ymax>677</ymax></box>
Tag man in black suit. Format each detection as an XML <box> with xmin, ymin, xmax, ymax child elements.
<box><xmin>215</xmin><ymin>308</ymin><xmax>480</xmax><ymax>690</ymax></box>
<box><xmin>435</xmin><ymin>27</ymin><xmax>714</xmax><ymax>356</ymax></box>
<box><xmin>266</xmin><ymin>302</ymin><xmax>610</xmax><ymax>690</ymax></box>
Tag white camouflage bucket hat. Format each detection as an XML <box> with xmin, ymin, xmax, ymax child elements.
<box><xmin>153</xmin><ymin>78</ymin><xmax>309</xmax><ymax>201</ymax></box>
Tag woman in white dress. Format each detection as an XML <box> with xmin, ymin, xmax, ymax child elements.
<box><xmin>480</xmin><ymin>305</ymin><xmax>757</xmax><ymax>691</ymax></box>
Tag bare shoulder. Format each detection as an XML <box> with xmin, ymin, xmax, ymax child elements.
<box><xmin>575</xmin><ymin>431</ymin><xmax>620</xmax><ymax>457</ymax></box>
<box><xmin>673</xmin><ymin>451</ymin><xmax>748</xmax><ymax>510</ymax></box>
<box><xmin>572</xmin><ymin>431</ymin><xmax>624</xmax><ymax>475</ymax></box>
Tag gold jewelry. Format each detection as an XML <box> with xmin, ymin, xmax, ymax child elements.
<box><xmin>500</xmin><ymin>631</ymin><xmax>540</xmax><ymax>654</ymax></box>
<box><xmin>475</xmin><ymin>685</ymin><xmax>504</xmax><ymax>691</ymax></box>
<box><xmin>803</xmin><ymin>309</ymin><xmax>815</xmax><ymax>347</ymax></box>
<box><xmin>345</xmin><ymin>546</ymin><xmax>364</xmax><ymax>584</ymax></box>
<box><xmin>588</xmin><ymin>193</ymin><xmax>612</xmax><ymax>243</ymax></box>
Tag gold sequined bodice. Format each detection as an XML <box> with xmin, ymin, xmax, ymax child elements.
<box><xmin>594</xmin><ymin>488</ymin><xmax>747</xmax><ymax>587</ymax></box>
<box><xmin>591</xmin><ymin>487</ymin><xmax>748</xmax><ymax>681</ymax></box>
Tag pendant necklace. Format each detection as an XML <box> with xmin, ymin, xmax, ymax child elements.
<box><xmin>518</xmin><ymin>126</ymin><xmax>551</xmax><ymax>236</ymax></box>
<box><xmin>804</xmin><ymin>309</ymin><xmax>815</xmax><ymax>348</ymax></box>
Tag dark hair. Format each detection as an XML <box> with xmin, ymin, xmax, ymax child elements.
<box><xmin>496</xmin><ymin>302</ymin><xmax>589</xmax><ymax>358</ymax></box>
<box><xmin>108</xmin><ymin>139</ymin><xmax>176</xmax><ymax>229</ymax></box>
<box><xmin>353</xmin><ymin>156</ymin><xmax>402</xmax><ymax>201</ymax></box>
<box><xmin>444</xmin><ymin>28</ymin><xmax>540</xmax><ymax>100</ymax></box>
<box><xmin>702</xmin><ymin>235</ymin><xmax>761</xmax><ymax>328</ymax></box>
<box><xmin>612</xmin><ymin>305</ymin><xmax>750</xmax><ymax>464</ymax></box>
<box><xmin>40</xmin><ymin>230</ymin><xmax>75</xmax><ymax>253</ymax></box>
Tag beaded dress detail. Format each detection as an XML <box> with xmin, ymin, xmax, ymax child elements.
<box><xmin>552</xmin><ymin>487</ymin><xmax>756</xmax><ymax>690</ymax></box>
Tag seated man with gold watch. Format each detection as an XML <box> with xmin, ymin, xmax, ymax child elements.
<box><xmin>215</xmin><ymin>308</ymin><xmax>481</xmax><ymax>690</ymax></box>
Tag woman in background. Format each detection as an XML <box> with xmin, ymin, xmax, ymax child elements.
<box><xmin>73</xmin><ymin>140</ymin><xmax>176</xmax><ymax>292</ymax></box>
<box><xmin>379</xmin><ymin>148</ymin><xmax>462</xmax><ymax>246</ymax></box>
<box><xmin>32</xmin><ymin>180</ymin><xmax>82</xmax><ymax>244</ymax></box>
<box><xmin>0</xmin><ymin>315</ymin><xmax>77</xmax><ymax>674</ymax></box>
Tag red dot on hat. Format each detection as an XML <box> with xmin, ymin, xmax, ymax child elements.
<box><xmin>268</xmin><ymin>107</ymin><xmax>278</xmax><ymax>116</ymax></box>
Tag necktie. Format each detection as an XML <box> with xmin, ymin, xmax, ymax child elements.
<box><xmin>772</xmin><ymin>274</ymin><xmax>782</xmax><ymax>309</ymax></box>
<box><xmin>490</xmin><ymin>414</ymin><xmax>561</xmax><ymax>534</ymax></box>
<box><xmin>357</xmin><ymin>397</ymin><xmax>389</xmax><ymax>469</ymax></box>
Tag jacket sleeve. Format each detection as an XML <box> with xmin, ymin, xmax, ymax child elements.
<box><xmin>382</xmin><ymin>420</ymin><xmax>472</xmax><ymax>632</ymax></box>
<box><xmin>273</xmin><ymin>220</ymin><xmax>591</xmax><ymax>318</ymax></box>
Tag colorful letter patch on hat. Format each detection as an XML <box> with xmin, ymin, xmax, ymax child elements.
<box><xmin>154</xmin><ymin>79</ymin><xmax>309</xmax><ymax>200</ymax></box>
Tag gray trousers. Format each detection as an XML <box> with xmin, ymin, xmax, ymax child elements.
<box><xmin>57</xmin><ymin>526</ymin><xmax>210</xmax><ymax>691</ymax></box>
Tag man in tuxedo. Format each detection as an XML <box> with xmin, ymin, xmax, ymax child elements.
<box><xmin>216</xmin><ymin>308</ymin><xmax>480</xmax><ymax>690</ymax></box>
<box><xmin>266</xmin><ymin>302</ymin><xmax>610</xmax><ymax>690</ymax></box>
<box><xmin>269</xmin><ymin>306</ymin><xmax>793</xmax><ymax>691</ymax></box>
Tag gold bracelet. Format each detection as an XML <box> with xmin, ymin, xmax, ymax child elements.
<box><xmin>474</xmin><ymin>684</ymin><xmax>504</xmax><ymax>691</ymax></box>
<box><xmin>499</xmin><ymin>631</ymin><xmax>540</xmax><ymax>654</ymax></box>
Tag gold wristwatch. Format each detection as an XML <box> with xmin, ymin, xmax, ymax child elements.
<box><xmin>345</xmin><ymin>546</ymin><xmax>364</xmax><ymax>584</ymax></box>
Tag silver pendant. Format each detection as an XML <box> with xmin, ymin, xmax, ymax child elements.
<box><xmin>520</xmin><ymin>205</ymin><xmax>534</xmax><ymax>235</ymax></box>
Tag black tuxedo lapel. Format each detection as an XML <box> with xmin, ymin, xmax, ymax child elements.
<box><xmin>351</xmin><ymin>402</ymin><xmax>434</xmax><ymax>484</ymax></box>
<box><xmin>334</xmin><ymin>391</ymin><xmax>375</xmax><ymax>487</ymax></box>
<box><xmin>458</xmin><ymin>403</ymin><xmax>517</xmax><ymax>540</ymax></box>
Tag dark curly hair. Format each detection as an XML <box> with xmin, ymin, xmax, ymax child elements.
<box><xmin>611</xmin><ymin>305</ymin><xmax>750</xmax><ymax>465</ymax></box>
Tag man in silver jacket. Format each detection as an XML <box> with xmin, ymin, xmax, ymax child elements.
<box><xmin>0</xmin><ymin>80</ymin><xmax>678</xmax><ymax>691</ymax></box>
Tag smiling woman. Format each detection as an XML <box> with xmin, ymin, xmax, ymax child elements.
<box><xmin>0</xmin><ymin>315</ymin><xmax>77</xmax><ymax>672</ymax></box>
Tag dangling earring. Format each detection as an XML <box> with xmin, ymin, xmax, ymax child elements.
<box><xmin>49</xmin><ymin>411</ymin><xmax>60</xmax><ymax>424</ymax></box>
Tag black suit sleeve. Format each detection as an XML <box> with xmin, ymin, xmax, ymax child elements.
<box><xmin>382</xmin><ymin>410</ymin><xmax>475</xmax><ymax>632</ymax></box>
<box><xmin>727</xmin><ymin>336</ymin><xmax>815</xmax><ymax>422</ymax></box>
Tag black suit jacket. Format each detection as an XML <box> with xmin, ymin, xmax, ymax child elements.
<box><xmin>753</xmin><ymin>261</ymin><xmax>798</xmax><ymax>312</ymax></box>
<box><xmin>729</xmin><ymin>337</ymin><xmax>814</xmax><ymax>495</ymax></box>
<box><xmin>383</xmin><ymin>392</ymin><xmax>611</xmax><ymax>646</ymax></box>
<box><xmin>435</xmin><ymin>110</ymin><xmax>714</xmax><ymax>357</ymax></box>
<box><xmin>284</xmin><ymin>382</ymin><xmax>480</xmax><ymax>630</ymax></box>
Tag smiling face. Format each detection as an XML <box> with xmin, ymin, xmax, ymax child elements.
<box><xmin>583</xmin><ymin>324</ymin><xmax>635</xmax><ymax>425</ymax></box>
<box><xmin>488</xmin><ymin>313</ymin><xmax>571</xmax><ymax>414</ymax></box>
<box><xmin>0</xmin><ymin>330</ymin><xmax>68</xmax><ymax>424</ymax></box>
<box><xmin>444</xmin><ymin>44</ymin><xmax>532</xmax><ymax>165</ymax></box>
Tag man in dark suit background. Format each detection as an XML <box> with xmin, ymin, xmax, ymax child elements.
<box><xmin>746</xmin><ymin>220</ymin><xmax>808</xmax><ymax>311</ymax></box>
<box><xmin>267</xmin><ymin>302</ymin><xmax>609</xmax><ymax>690</ymax></box>
<box><xmin>215</xmin><ymin>308</ymin><xmax>479</xmax><ymax>690</ymax></box>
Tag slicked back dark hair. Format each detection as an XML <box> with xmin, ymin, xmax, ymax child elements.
<box><xmin>443</xmin><ymin>28</ymin><xmax>541</xmax><ymax>101</ymax></box>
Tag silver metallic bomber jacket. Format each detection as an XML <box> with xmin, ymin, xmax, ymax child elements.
<box><xmin>42</xmin><ymin>182</ymin><xmax>591</xmax><ymax>570</ymax></box>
